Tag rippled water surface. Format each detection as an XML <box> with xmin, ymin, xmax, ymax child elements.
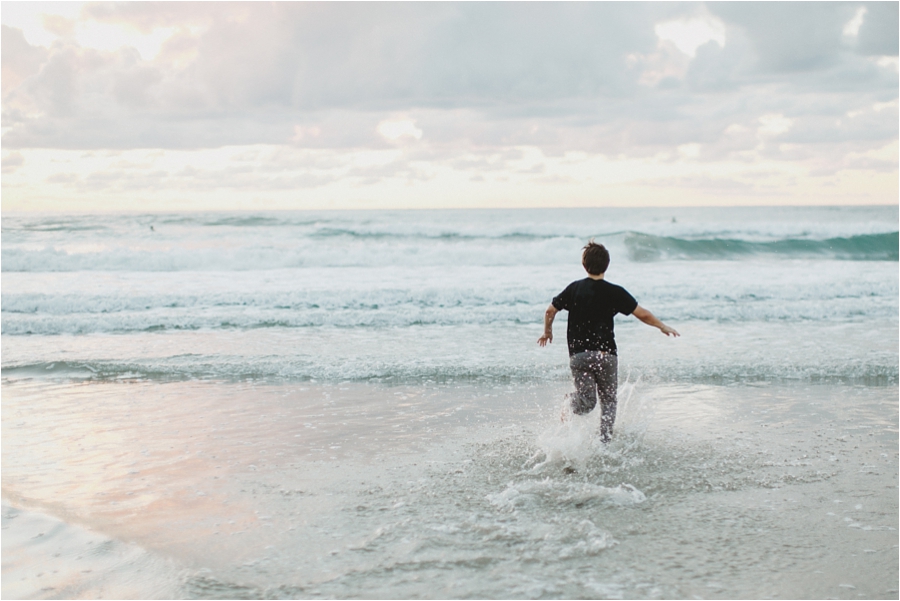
<box><xmin>3</xmin><ymin>380</ymin><xmax>897</xmax><ymax>599</ymax></box>
<box><xmin>3</xmin><ymin>206</ymin><xmax>898</xmax><ymax>599</ymax></box>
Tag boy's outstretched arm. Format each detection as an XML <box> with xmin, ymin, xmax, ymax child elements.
<box><xmin>632</xmin><ymin>305</ymin><xmax>679</xmax><ymax>337</ymax></box>
<box><xmin>537</xmin><ymin>304</ymin><xmax>558</xmax><ymax>346</ymax></box>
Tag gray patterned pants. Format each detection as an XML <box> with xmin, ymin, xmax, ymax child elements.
<box><xmin>569</xmin><ymin>351</ymin><xmax>618</xmax><ymax>442</ymax></box>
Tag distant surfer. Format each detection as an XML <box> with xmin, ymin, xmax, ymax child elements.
<box><xmin>538</xmin><ymin>240</ymin><xmax>679</xmax><ymax>442</ymax></box>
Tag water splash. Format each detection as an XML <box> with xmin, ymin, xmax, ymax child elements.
<box><xmin>529</xmin><ymin>376</ymin><xmax>651</xmax><ymax>471</ymax></box>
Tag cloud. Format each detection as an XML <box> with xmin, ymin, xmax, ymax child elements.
<box><xmin>2</xmin><ymin>4</ymin><xmax>669</xmax><ymax>151</ymax></box>
<box><xmin>1</xmin><ymin>24</ymin><xmax>49</xmax><ymax>89</ymax></box>
<box><xmin>654</xmin><ymin>15</ymin><xmax>726</xmax><ymax>58</ymax></box>
<box><xmin>641</xmin><ymin>174</ymin><xmax>758</xmax><ymax>193</ymax></box>
<box><xmin>0</xmin><ymin>2</ymin><xmax>896</xmax><ymax>211</ymax></box>
<box><xmin>855</xmin><ymin>2</ymin><xmax>900</xmax><ymax>56</ymax></box>
<box><xmin>2</xmin><ymin>151</ymin><xmax>25</xmax><ymax>173</ymax></box>
<box><xmin>377</xmin><ymin>118</ymin><xmax>424</xmax><ymax>142</ymax></box>
<box><xmin>708</xmin><ymin>3</ymin><xmax>853</xmax><ymax>73</ymax></box>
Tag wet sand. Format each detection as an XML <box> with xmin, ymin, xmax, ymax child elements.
<box><xmin>3</xmin><ymin>379</ymin><xmax>898</xmax><ymax>599</ymax></box>
<box><xmin>1</xmin><ymin>503</ymin><xmax>182</xmax><ymax>600</ymax></box>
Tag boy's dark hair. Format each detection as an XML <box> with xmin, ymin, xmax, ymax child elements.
<box><xmin>582</xmin><ymin>240</ymin><xmax>610</xmax><ymax>275</ymax></box>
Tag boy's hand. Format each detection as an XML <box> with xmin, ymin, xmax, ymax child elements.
<box><xmin>660</xmin><ymin>325</ymin><xmax>680</xmax><ymax>337</ymax></box>
<box><xmin>538</xmin><ymin>333</ymin><xmax>552</xmax><ymax>346</ymax></box>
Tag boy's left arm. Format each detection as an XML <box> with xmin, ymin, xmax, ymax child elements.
<box><xmin>632</xmin><ymin>305</ymin><xmax>679</xmax><ymax>337</ymax></box>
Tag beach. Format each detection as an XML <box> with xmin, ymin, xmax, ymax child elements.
<box><xmin>2</xmin><ymin>206</ymin><xmax>898</xmax><ymax>599</ymax></box>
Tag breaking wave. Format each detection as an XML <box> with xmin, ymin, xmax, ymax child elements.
<box><xmin>625</xmin><ymin>232</ymin><xmax>898</xmax><ymax>262</ymax></box>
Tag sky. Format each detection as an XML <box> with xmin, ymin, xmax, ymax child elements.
<box><xmin>1</xmin><ymin>1</ymin><xmax>898</xmax><ymax>212</ymax></box>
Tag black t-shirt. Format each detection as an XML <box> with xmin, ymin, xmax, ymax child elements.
<box><xmin>552</xmin><ymin>278</ymin><xmax>638</xmax><ymax>356</ymax></box>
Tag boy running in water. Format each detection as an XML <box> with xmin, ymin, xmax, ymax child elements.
<box><xmin>538</xmin><ymin>241</ymin><xmax>679</xmax><ymax>442</ymax></box>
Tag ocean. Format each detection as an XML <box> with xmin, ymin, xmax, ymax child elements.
<box><xmin>2</xmin><ymin>205</ymin><xmax>897</xmax><ymax>599</ymax></box>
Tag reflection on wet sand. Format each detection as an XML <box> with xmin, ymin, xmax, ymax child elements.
<box><xmin>3</xmin><ymin>378</ymin><xmax>898</xmax><ymax>599</ymax></box>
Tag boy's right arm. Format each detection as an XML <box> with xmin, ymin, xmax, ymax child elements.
<box><xmin>537</xmin><ymin>304</ymin><xmax>558</xmax><ymax>346</ymax></box>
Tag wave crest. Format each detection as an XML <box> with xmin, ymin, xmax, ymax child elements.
<box><xmin>626</xmin><ymin>232</ymin><xmax>898</xmax><ymax>261</ymax></box>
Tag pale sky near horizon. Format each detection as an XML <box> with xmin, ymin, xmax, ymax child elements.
<box><xmin>2</xmin><ymin>1</ymin><xmax>898</xmax><ymax>212</ymax></box>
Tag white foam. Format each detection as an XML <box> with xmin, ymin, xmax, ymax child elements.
<box><xmin>486</xmin><ymin>479</ymin><xmax>646</xmax><ymax>512</ymax></box>
<box><xmin>2</xmin><ymin>207</ymin><xmax>896</xmax><ymax>387</ymax></box>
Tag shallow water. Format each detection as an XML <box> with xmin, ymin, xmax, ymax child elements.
<box><xmin>3</xmin><ymin>378</ymin><xmax>897</xmax><ymax>599</ymax></box>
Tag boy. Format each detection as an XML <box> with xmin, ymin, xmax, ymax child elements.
<box><xmin>538</xmin><ymin>241</ymin><xmax>679</xmax><ymax>442</ymax></box>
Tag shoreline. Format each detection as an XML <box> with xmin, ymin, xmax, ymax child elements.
<box><xmin>1</xmin><ymin>502</ymin><xmax>183</xmax><ymax>600</ymax></box>
<box><xmin>3</xmin><ymin>378</ymin><xmax>897</xmax><ymax>599</ymax></box>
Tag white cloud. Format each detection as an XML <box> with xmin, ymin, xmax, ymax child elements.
<box><xmin>654</xmin><ymin>16</ymin><xmax>726</xmax><ymax>58</ymax></box>
<box><xmin>75</xmin><ymin>22</ymin><xmax>177</xmax><ymax>61</ymax></box>
<box><xmin>842</xmin><ymin>7</ymin><xmax>867</xmax><ymax>39</ymax></box>
<box><xmin>874</xmin><ymin>56</ymin><xmax>899</xmax><ymax>71</ymax></box>
<box><xmin>377</xmin><ymin>119</ymin><xmax>423</xmax><ymax>142</ymax></box>
<box><xmin>1</xmin><ymin>2</ymin><xmax>82</xmax><ymax>47</ymax></box>
<box><xmin>677</xmin><ymin>143</ymin><xmax>701</xmax><ymax>159</ymax></box>
<box><xmin>757</xmin><ymin>114</ymin><xmax>793</xmax><ymax>138</ymax></box>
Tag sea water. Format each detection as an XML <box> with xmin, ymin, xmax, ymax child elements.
<box><xmin>2</xmin><ymin>206</ymin><xmax>897</xmax><ymax>599</ymax></box>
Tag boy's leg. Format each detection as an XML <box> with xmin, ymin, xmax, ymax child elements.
<box><xmin>595</xmin><ymin>355</ymin><xmax>618</xmax><ymax>443</ymax></box>
<box><xmin>569</xmin><ymin>352</ymin><xmax>598</xmax><ymax>415</ymax></box>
